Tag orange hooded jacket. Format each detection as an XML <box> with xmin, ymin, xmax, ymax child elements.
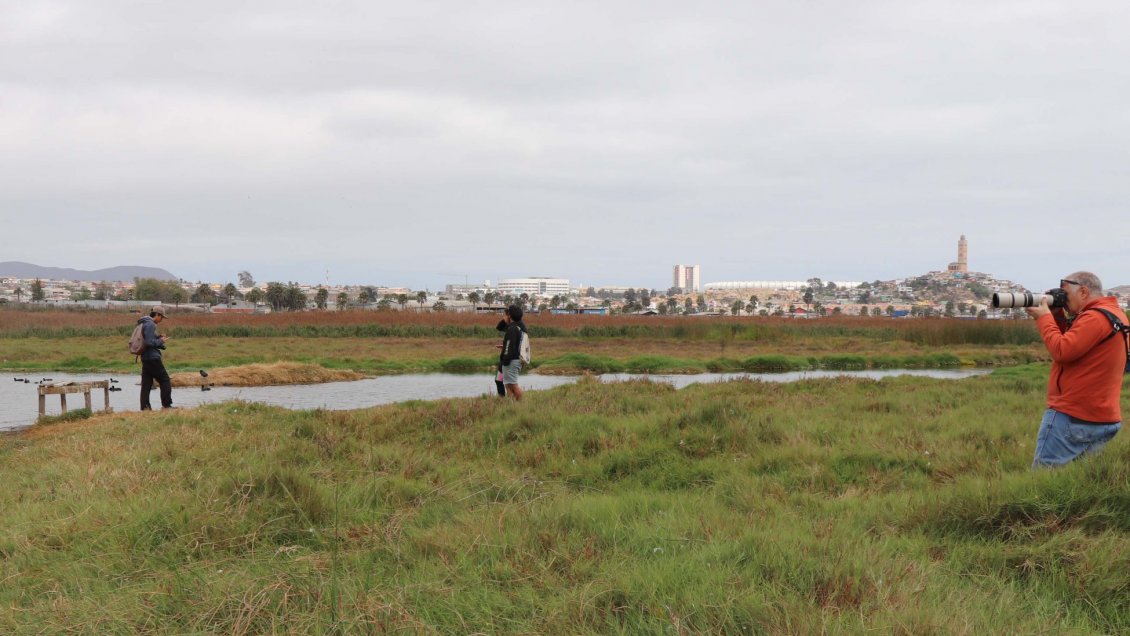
<box><xmin>1036</xmin><ymin>295</ymin><xmax>1128</xmax><ymax>423</ymax></box>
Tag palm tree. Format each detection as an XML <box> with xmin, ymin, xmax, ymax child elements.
<box><xmin>467</xmin><ymin>291</ymin><xmax>480</xmax><ymax>305</ymax></box>
<box><xmin>192</xmin><ymin>283</ymin><xmax>215</xmax><ymax>305</ymax></box>
<box><xmin>284</xmin><ymin>284</ymin><xmax>307</xmax><ymax>311</ymax></box>
<box><xmin>13</xmin><ymin>285</ymin><xmax>23</xmax><ymax>303</ymax></box>
<box><xmin>336</xmin><ymin>292</ymin><xmax>349</xmax><ymax>310</ymax></box>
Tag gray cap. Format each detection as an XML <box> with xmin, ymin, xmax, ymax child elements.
<box><xmin>153</xmin><ymin>305</ymin><xmax>167</xmax><ymax>317</ymax></box>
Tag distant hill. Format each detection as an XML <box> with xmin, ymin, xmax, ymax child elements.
<box><xmin>0</xmin><ymin>262</ymin><xmax>178</xmax><ymax>282</ymax></box>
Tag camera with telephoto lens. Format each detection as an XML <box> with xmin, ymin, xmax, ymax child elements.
<box><xmin>991</xmin><ymin>288</ymin><xmax>1068</xmax><ymax>309</ymax></box>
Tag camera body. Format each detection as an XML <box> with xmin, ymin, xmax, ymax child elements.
<box><xmin>991</xmin><ymin>288</ymin><xmax>1068</xmax><ymax>309</ymax></box>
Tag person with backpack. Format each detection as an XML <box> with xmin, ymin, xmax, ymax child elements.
<box><xmin>496</xmin><ymin>305</ymin><xmax>528</xmax><ymax>401</ymax></box>
<box><xmin>135</xmin><ymin>305</ymin><xmax>175</xmax><ymax>410</ymax></box>
<box><xmin>1026</xmin><ymin>271</ymin><xmax>1128</xmax><ymax>468</ymax></box>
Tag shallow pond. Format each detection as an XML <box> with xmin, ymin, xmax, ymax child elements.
<box><xmin>1</xmin><ymin>369</ymin><xmax>990</xmax><ymax>431</ymax></box>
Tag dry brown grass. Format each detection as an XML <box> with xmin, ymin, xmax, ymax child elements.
<box><xmin>0</xmin><ymin>308</ymin><xmax>919</xmax><ymax>331</ymax></box>
<box><xmin>169</xmin><ymin>362</ymin><xmax>365</xmax><ymax>387</ymax></box>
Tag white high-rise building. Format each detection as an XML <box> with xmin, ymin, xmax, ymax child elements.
<box><xmin>673</xmin><ymin>265</ymin><xmax>701</xmax><ymax>292</ymax></box>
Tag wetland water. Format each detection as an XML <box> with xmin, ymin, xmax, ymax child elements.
<box><xmin>2</xmin><ymin>369</ymin><xmax>990</xmax><ymax>431</ymax></box>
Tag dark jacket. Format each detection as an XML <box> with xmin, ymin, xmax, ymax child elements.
<box><xmin>137</xmin><ymin>316</ymin><xmax>166</xmax><ymax>362</ymax></box>
<box><xmin>499</xmin><ymin>319</ymin><xmax>526</xmax><ymax>365</ymax></box>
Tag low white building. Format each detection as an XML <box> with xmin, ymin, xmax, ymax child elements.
<box><xmin>497</xmin><ymin>277</ymin><xmax>570</xmax><ymax>297</ymax></box>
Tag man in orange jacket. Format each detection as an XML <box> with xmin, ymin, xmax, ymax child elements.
<box><xmin>1027</xmin><ymin>271</ymin><xmax>1128</xmax><ymax>468</ymax></box>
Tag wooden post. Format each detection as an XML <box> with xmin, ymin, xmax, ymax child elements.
<box><xmin>60</xmin><ymin>393</ymin><xmax>67</xmax><ymax>414</ymax></box>
<box><xmin>85</xmin><ymin>391</ymin><xmax>92</xmax><ymax>411</ymax></box>
<box><xmin>39</xmin><ymin>393</ymin><xmax>46</xmax><ymax>416</ymax></box>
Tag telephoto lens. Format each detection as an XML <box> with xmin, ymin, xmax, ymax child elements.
<box><xmin>991</xmin><ymin>288</ymin><xmax>1067</xmax><ymax>309</ymax></box>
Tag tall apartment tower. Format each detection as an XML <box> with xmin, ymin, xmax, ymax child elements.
<box><xmin>673</xmin><ymin>265</ymin><xmax>701</xmax><ymax>292</ymax></box>
<box><xmin>947</xmin><ymin>235</ymin><xmax>968</xmax><ymax>274</ymax></box>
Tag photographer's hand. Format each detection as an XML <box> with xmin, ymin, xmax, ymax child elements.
<box><xmin>1026</xmin><ymin>298</ymin><xmax>1051</xmax><ymax>319</ymax></box>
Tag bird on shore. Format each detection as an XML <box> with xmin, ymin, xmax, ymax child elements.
<box><xmin>199</xmin><ymin>370</ymin><xmax>209</xmax><ymax>378</ymax></box>
<box><xmin>108</xmin><ymin>386</ymin><xmax>122</xmax><ymax>392</ymax></box>
<box><xmin>109</xmin><ymin>378</ymin><xmax>119</xmax><ymax>384</ymax></box>
<box><xmin>201</xmin><ymin>385</ymin><xmax>211</xmax><ymax>392</ymax></box>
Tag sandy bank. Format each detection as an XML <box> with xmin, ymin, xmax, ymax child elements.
<box><xmin>170</xmin><ymin>362</ymin><xmax>365</xmax><ymax>387</ymax></box>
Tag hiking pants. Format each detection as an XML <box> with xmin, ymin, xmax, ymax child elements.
<box><xmin>140</xmin><ymin>358</ymin><xmax>173</xmax><ymax>410</ymax></box>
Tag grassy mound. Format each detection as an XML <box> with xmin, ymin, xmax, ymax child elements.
<box><xmin>2</xmin><ymin>366</ymin><xmax>1129</xmax><ymax>633</ymax></box>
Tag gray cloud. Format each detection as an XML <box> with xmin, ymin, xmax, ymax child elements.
<box><xmin>2</xmin><ymin>0</ymin><xmax>1129</xmax><ymax>290</ymax></box>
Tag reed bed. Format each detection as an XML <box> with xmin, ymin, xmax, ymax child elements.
<box><xmin>0</xmin><ymin>309</ymin><xmax>1041</xmax><ymax>346</ymax></box>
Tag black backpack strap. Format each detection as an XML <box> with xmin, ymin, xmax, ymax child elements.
<box><xmin>1089</xmin><ymin>307</ymin><xmax>1125</xmax><ymax>334</ymax></box>
<box><xmin>1086</xmin><ymin>308</ymin><xmax>1130</xmax><ymax>356</ymax></box>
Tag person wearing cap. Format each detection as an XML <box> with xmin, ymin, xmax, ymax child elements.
<box><xmin>138</xmin><ymin>305</ymin><xmax>174</xmax><ymax>410</ymax></box>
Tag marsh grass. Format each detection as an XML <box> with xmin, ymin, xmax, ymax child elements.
<box><xmin>2</xmin><ymin>366</ymin><xmax>1129</xmax><ymax>633</ymax></box>
<box><xmin>0</xmin><ymin>309</ymin><xmax>1043</xmax><ymax>346</ymax></box>
<box><xmin>0</xmin><ymin>335</ymin><xmax>1046</xmax><ymax>376</ymax></box>
<box><xmin>0</xmin><ymin>309</ymin><xmax>1050</xmax><ymax>377</ymax></box>
<box><xmin>34</xmin><ymin>407</ymin><xmax>93</xmax><ymax>425</ymax></box>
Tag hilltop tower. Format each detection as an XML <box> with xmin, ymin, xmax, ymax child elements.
<box><xmin>947</xmin><ymin>235</ymin><xmax>968</xmax><ymax>274</ymax></box>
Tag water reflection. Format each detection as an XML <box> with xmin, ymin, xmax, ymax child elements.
<box><xmin>1</xmin><ymin>369</ymin><xmax>989</xmax><ymax>431</ymax></box>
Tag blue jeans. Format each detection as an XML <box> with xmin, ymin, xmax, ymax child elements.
<box><xmin>1032</xmin><ymin>408</ymin><xmax>1120</xmax><ymax>468</ymax></box>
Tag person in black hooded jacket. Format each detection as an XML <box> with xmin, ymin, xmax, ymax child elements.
<box><xmin>496</xmin><ymin>305</ymin><xmax>527</xmax><ymax>400</ymax></box>
<box><xmin>493</xmin><ymin>319</ymin><xmax>508</xmax><ymax>396</ymax></box>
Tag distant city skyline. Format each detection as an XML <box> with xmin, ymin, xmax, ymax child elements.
<box><xmin>1</xmin><ymin>232</ymin><xmax>1046</xmax><ymax>294</ymax></box>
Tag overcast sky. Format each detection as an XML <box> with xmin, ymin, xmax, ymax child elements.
<box><xmin>2</xmin><ymin>1</ymin><xmax>1128</xmax><ymax>291</ymax></box>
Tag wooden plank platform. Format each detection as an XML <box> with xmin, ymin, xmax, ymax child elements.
<box><xmin>38</xmin><ymin>381</ymin><xmax>112</xmax><ymax>416</ymax></box>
